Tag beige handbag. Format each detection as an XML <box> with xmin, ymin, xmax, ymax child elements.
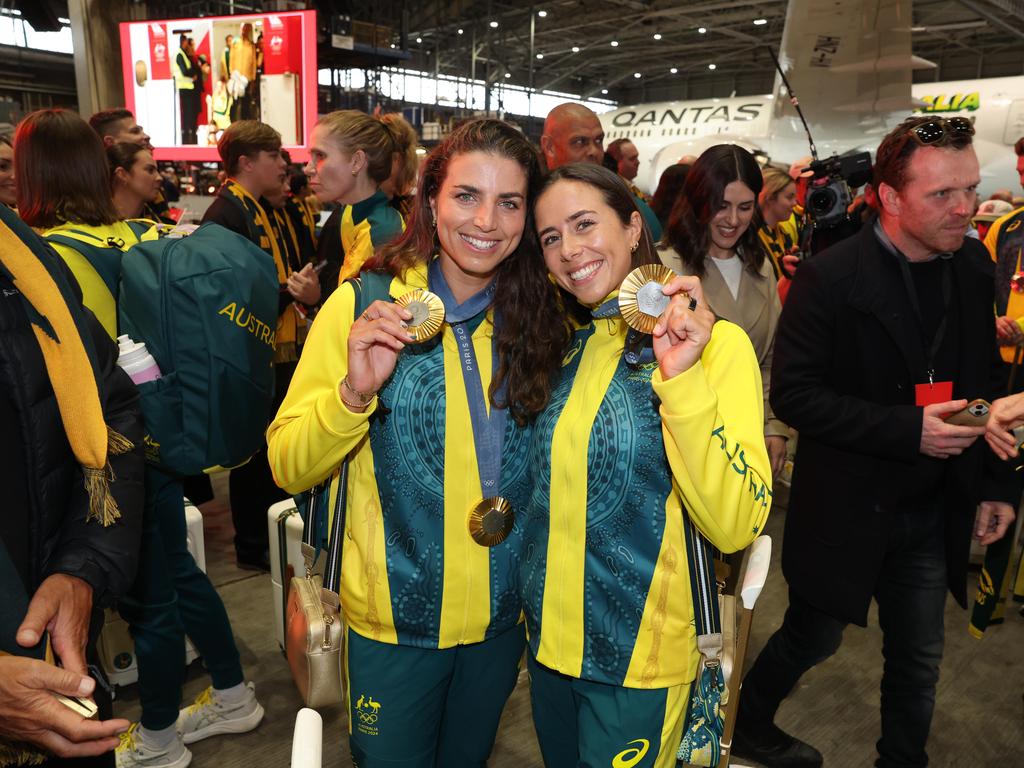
<box><xmin>285</xmin><ymin>462</ymin><xmax>348</xmax><ymax>709</ymax></box>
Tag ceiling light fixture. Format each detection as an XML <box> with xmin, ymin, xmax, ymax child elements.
<box><xmin>634</xmin><ymin>72</ymin><xmax>641</xmax><ymax>78</ymax></box>
<box><xmin>416</xmin><ymin>37</ymin><xmax>422</xmax><ymax>43</ymax></box>
<box><xmin>653</xmin><ymin>33</ymin><xmax>662</xmax><ymax>40</ymax></box>
<box><xmin>698</xmin><ymin>26</ymin><xmax>707</xmax><ymax>34</ymax></box>
<box><xmin>537</xmin><ymin>10</ymin><xmax>547</xmax><ymax>17</ymax></box>
<box><xmin>601</xmin><ymin>89</ymin><xmax>608</xmax><ymax>94</ymax></box>
<box><xmin>504</xmin><ymin>72</ymin><xmax>512</xmax><ymax>78</ymax></box>
<box><xmin>457</xmin><ymin>28</ymin><xmax>464</xmax><ymax>34</ymax></box>
<box><xmin>670</xmin><ymin>67</ymin><xmax>678</xmax><ymax>74</ymax></box>
<box><xmin>753</xmin><ymin>18</ymin><xmax>767</xmax><ymax>25</ymax></box>
<box><xmin>489</xmin><ymin>20</ymin><xmax>499</xmax><ymax>28</ymax></box>
<box><xmin>571</xmin><ymin>46</ymin><xmax>580</xmax><ymax>52</ymax></box>
<box><xmin>708</xmin><ymin>63</ymin><xmax>717</xmax><ymax>70</ymax></box>
<box><xmin>610</xmin><ymin>40</ymin><xmax>619</xmax><ymax>47</ymax></box>
<box><xmin>536</xmin><ymin>53</ymin><xmax>544</xmax><ymax>59</ymax></box>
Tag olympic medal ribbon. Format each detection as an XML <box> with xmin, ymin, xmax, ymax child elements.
<box><xmin>427</xmin><ymin>259</ymin><xmax>514</xmax><ymax>546</ymax></box>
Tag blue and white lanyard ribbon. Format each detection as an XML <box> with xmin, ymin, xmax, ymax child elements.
<box><xmin>428</xmin><ymin>259</ymin><xmax>507</xmax><ymax>497</ymax></box>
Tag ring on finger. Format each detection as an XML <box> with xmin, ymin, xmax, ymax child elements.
<box><xmin>362</xmin><ymin>311</ymin><xmax>373</xmax><ymax>321</ymax></box>
<box><xmin>688</xmin><ymin>296</ymin><xmax>698</xmax><ymax>311</ymax></box>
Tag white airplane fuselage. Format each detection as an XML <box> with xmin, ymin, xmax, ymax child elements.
<box><xmin>605</xmin><ymin>75</ymin><xmax>1024</xmax><ymax>197</ymax></box>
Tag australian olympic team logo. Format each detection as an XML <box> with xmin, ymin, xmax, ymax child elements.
<box><xmin>354</xmin><ymin>694</ymin><xmax>381</xmax><ymax>736</ymax></box>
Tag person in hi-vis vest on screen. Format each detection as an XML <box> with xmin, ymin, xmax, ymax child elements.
<box><xmin>172</xmin><ymin>34</ymin><xmax>199</xmax><ymax>144</ymax></box>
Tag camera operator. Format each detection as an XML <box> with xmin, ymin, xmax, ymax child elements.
<box><xmin>798</xmin><ymin>152</ymin><xmax>873</xmax><ymax>257</ymax></box>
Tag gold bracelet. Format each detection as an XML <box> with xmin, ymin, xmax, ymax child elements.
<box><xmin>339</xmin><ymin>390</ymin><xmax>368</xmax><ymax>411</ymax></box>
<box><xmin>341</xmin><ymin>376</ymin><xmax>376</xmax><ymax>406</ymax></box>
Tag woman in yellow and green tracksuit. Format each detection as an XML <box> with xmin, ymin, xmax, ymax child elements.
<box><xmin>267</xmin><ymin>119</ymin><xmax>565</xmax><ymax>768</ymax></box>
<box><xmin>306</xmin><ymin>110</ymin><xmax>406</xmax><ymax>300</ymax></box>
<box><xmin>525</xmin><ymin>163</ymin><xmax>772</xmax><ymax>767</ymax></box>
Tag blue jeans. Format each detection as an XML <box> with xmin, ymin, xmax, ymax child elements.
<box><xmin>118</xmin><ymin>466</ymin><xmax>243</xmax><ymax>730</ymax></box>
<box><xmin>740</xmin><ymin>507</ymin><xmax>948</xmax><ymax>768</ymax></box>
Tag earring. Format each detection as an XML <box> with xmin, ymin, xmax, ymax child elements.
<box><xmin>351</xmin><ymin>169</ymin><xmax>359</xmax><ymax>177</ymax></box>
<box><xmin>630</xmin><ymin>241</ymin><xmax>639</xmax><ymax>253</ymax></box>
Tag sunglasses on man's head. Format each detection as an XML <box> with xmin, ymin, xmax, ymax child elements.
<box><xmin>908</xmin><ymin>117</ymin><xmax>975</xmax><ymax>146</ymax></box>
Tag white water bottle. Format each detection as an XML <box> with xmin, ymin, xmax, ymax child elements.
<box><xmin>116</xmin><ymin>334</ymin><xmax>162</xmax><ymax>385</ymax></box>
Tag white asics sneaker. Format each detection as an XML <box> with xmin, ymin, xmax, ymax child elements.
<box><xmin>175</xmin><ymin>683</ymin><xmax>265</xmax><ymax>745</ymax></box>
<box><xmin>116</xmin><ymin>724</ymin><xmax>192</xmax><ymax>768</ymax></box>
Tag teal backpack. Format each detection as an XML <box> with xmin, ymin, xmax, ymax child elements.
<box><xmin>46</xmin><ymin>222</ymin><xmax>279</xmax><ymax>476</ymax></box>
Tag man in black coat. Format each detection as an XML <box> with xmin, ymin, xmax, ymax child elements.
<box><xmin>733</xmin><ymin>116</ymin><xmax>1019</xmax><ymax>768</ymax></box>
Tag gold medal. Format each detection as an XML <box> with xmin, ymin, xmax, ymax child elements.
<box><xmin>395</xmin><ymin>289</ymin><xmax>445</xmax><ymax>343</ymax></box>
<box><xmin>468</xmin><ymin>497</ymin><xmax>514</xmax><ymax>547</ymax></box>
<box><xmin>618</xmin><ymin>264</ymin><xmax>678</xmax><ymax>334</ymax></box>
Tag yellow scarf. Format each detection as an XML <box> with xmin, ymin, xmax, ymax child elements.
<box><xmin>223</xmin><ymin>180</ymin><xmax>287</xmax><ymax>283</ymax></box>
<box><xmin>0</xmin><ymin>219</ymin><xmax>133</xmax><ymax>528</ymax></box>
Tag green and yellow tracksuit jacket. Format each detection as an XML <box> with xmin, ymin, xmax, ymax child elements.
<box><xmin>984</xmin><ymin>207</ymin><xmax>1024</xmax><ymax>364</ymax></box>
<box><xmin>521</xmin><ymin>313</ymin><xmax>772</xmax><ymax>689</ymax></box>
<box><xmin>758</xmin><ymin>213</ymin><xmax>802</xmax><ymax>281</ymax></box>
<box><xmin>338</xmin><ymin>190</ymin><xmax>405</xmax><ymax>282</ymax></box>
<box><xmin>267</xmin><ymin>262</ymin><xmax>530</xmax><ymax>649</ymax></box>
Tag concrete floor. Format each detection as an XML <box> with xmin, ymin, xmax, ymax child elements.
<box><xmin>111</xmin><ymin>478</ymin><xmax>1024</xmax><ymax>767</ymax></box>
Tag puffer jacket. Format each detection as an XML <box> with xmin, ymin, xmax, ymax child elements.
<box><xmin>0</xmin><ymin>210</ymin><xmax>144</xmax><ymax>605</ymax></box>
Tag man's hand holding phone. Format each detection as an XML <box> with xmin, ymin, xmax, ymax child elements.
<box><xmin>0</xmin><ymin>655</ymin><xmax>128</xmax><ymax>758</ymax></box>
<box><xmin>920</xmin><ymin>399</ymin><xmax>985</xmax><ymax>459</ymax></box>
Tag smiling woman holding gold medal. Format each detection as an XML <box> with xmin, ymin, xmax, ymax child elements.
<box><xmin>522</xmin><ymin>163</ymin><xmax>772</xmax><ymax>767</ymax></box>
<box><xmin>267</xmin><ymin>119</ymin><xmax>563</xmax><ymax>767</ymax></box>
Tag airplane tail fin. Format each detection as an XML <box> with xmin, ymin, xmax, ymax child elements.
<box><xmin>773</xmin><ymin>0</ymin><xmax>932</xmax><ymax>155</ymax></box>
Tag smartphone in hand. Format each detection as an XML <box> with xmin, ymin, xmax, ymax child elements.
<box><xmin>945</xmin><ymin>399</ymin><xmax>990</xmax><ymax>427</ymax></box>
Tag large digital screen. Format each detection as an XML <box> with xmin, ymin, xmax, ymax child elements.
<box><xmin>119</xmin><ymin>10</ymin><xmax>316</xmax><ymax>161</ymax></box>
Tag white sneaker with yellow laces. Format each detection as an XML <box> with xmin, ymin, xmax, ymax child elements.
<box><xmin>115</xmin><ymin>723</ymin><xmax>192</xmax><ymax>768</ymax></box>
<box><xmin>175</xmin><ymin>683</ymin><xmax>265</xmax><ymax>745</ymax></box>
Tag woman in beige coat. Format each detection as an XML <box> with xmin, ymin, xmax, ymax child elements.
<box><xmin>659</xmin><ymin>144</ymin><xmax>789</xmax><ymax>477</ymax></box>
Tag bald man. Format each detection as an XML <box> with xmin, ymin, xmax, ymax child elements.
<box><xmin>542</xmin><ymin>103</ymin><xmax>662</xmax><ymax>240</ymax></box>
<box><xmin>540</xmin><ymin>103</ymin><xmax>606</xmax><ymax>168</ymax></box>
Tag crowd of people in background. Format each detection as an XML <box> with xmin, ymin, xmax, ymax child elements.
<box><xmin>1</xmin><ymin>92</ymin><xmax>1024</xmax><ymax>768</ymax></box>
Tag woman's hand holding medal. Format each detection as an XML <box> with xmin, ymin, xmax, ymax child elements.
<box><xmin>343</xmin><ymin>300</ymin><xmax>415</xmax><ymax>411</ymax></box>
<box><xmin>651</xmin><ymin>275</ymin><xmax>715</xmax><ymax>380</ymax></box>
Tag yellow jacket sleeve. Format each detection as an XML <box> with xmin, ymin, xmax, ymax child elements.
<box><xmin>266</xmin><ymin>280</ymin><xmax>378</xmax><ymax>493</ymax></box>
<box><xmin>652</xmin><ymin>320</ymin><xmax>772</xmax><ymax>553</ymax></box>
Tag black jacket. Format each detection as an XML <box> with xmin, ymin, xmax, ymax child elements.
<box><xmin>0</xmin><ymin>214</ymin><xmax>144</xmax><ymax>608</ymax></box>
<box><xmin>771</xmin><ymin>222</ymin><xmax>1019</xmax><ymax>626</ymax></box>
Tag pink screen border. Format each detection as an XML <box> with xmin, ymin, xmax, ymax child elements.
<box><xmin>119</xmin><ymin>9</ymin><xmax>317</xmax><ymax>162</ymax></box>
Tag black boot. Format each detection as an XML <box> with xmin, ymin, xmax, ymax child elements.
<box><xmin>731</xmin><ymin>721</ymin><xmax>823</xmax><ymax>767</ymax></box>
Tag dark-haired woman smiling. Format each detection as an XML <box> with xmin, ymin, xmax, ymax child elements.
<box><xmin>523</xmin><ymin>162</ymin><xmax>771</xmax><ymax>766</ymax></box>
<box><xmin>660</xmin><ymin>144</ymin><xmax>789</xmax><ymax>479</ymax></box>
